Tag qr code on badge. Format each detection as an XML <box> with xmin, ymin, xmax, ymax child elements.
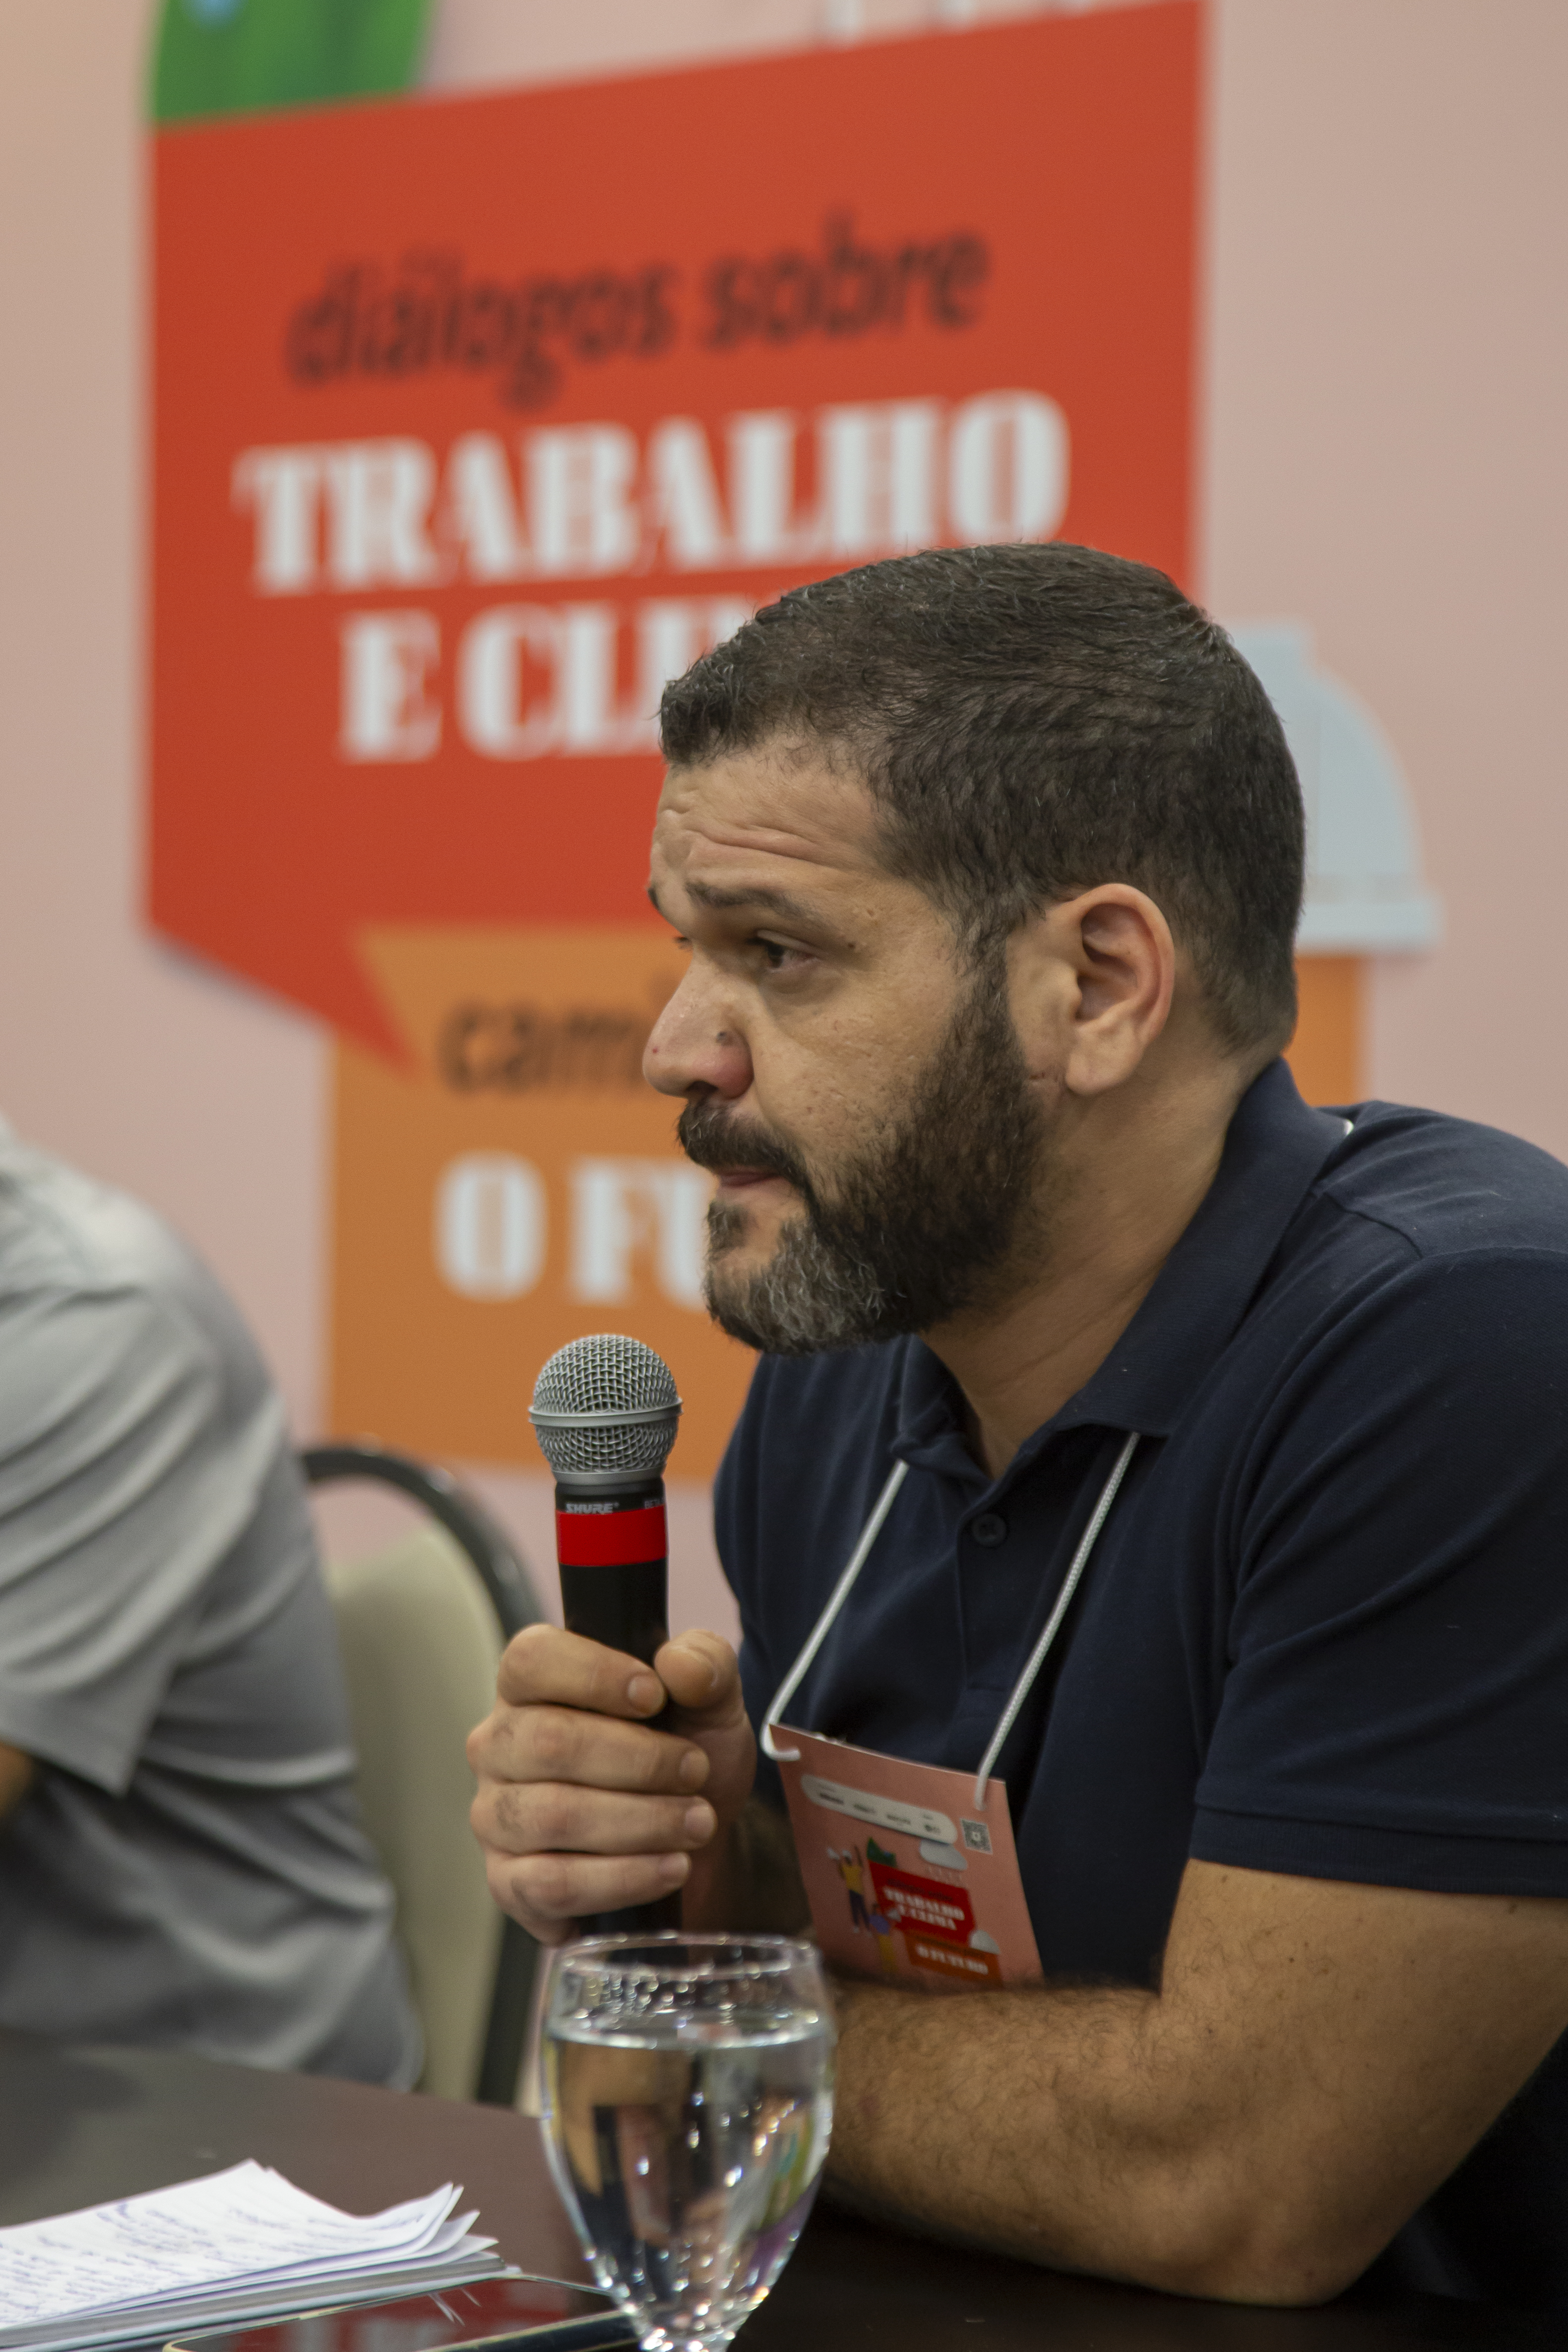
<box><xmin>960</xmin><ymin>1818</ymin><xmax>993</xmax><ymax>1855</ymax></box>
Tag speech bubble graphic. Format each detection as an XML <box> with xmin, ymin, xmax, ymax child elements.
<box><xmin>799</xmin><ymin>1774</ymin><xmax>957</xmax><ymax>1848</ymax></box>
<box><xmin>920</xmin><ymin>1838</ymin><xmax>966</xmax><ymax>1870</ymax></box>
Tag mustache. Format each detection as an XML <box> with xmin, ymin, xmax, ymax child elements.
<box><xmin>677</xmin><ymin>1098</ymin><xmax>814</xmax><ymax>1195</ymax></box>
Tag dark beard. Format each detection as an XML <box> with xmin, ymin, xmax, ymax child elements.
<box><xmin>677</xmin><ymin>970</ymin><xmax>1048</xmax><ymax>1355</ymax></box>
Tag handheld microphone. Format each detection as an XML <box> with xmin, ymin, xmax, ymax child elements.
<box><xmin>530</xmin><ymin>1334</ymin><xmax>685</xmax><ymax>1936</ymax></box>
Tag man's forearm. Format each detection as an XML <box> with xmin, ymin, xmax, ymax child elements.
<box><xmin>826</xmin><ymin>1975</ymin><xmax>1207</xmax><ymax>2289</ymax></box>
<box><xmin>675</xmin><ymin>1796</ymin><xmax>1220</xmax><ymax>2286</ymax></box>
<box><xmin>683</xmin><ymin>1795</ymin><xmax>809</xmax><ymax>1934</ymax></box>
<box><xmin>682</xmin><ymin>1821</ymin><xmax>1351</xmax><ymax>2298</ymax></box>
<box><xmin>682</xmin><ymin>1827</ymin><xmax>1354</xmax><ymax>2297</ymax></box>
<box><xmin>825</xmin><ymin>1971</ymin><xmax>1439</xmax><ymax>2302</ymax></box>
<box><xmin>821</xmin><ymin>1863</ymin><xmax>1568</xmax><ymax>2306</ymax></box>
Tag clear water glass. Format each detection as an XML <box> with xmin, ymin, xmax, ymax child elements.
<box><xmin>541</xmin><ymin>1933</ymin><xmax>835</xmax><ymax>2352</ymax></box>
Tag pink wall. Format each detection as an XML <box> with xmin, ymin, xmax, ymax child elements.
<box><xmin>0</xmin><ymin>0</ymin><xmax>1564</xmax><ymax>1622</ymax></box>
<box><xmin>1203</xmin><ymin>0</ymin><xmax>1568</xmax><ymax>1150</ymax></box>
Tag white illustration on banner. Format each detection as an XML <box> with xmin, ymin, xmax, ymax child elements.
<box><xmin>1228</xmin><ymin>623</ymin><xmax>1441</xmax><ymax>957</ymax></box>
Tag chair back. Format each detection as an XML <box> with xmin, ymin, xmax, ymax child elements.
<box><xmin>324</xmin><ymin>1525</ymin><xmax>504</xmax><ymax>2100</ymax></box>
<box><xmin>306</xmin><ymin>1442</ymin><xmax>544</xmax><ymax>2105</ymax></box>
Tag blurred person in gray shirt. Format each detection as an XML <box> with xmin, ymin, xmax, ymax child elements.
<box><xmin>0</xmin><ymin>1123</ymin><xmax>420</xmax><ymax>2085</ymax></box>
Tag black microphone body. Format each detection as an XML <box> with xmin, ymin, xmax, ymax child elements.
<box><xmin>556</xmin><ymin>1473</ymin><xmax>672</xmax><ymax>1667</ymax></box>
<box><xmin>533</xmin><ymin>1337</ymin><xmax>686</xmax><ymax>1940</ymax></box>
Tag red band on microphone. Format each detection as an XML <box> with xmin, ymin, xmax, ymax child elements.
<box><xmin>556</xmin><ymin>1503</ymin><xmax>668</xmax><ymax>1568</ymax></box>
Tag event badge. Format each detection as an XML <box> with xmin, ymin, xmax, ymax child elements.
<box><xmin>775</xmin><ymin>1726</ymin><xmax>1044</xmax><ymax>1992</ymax></box>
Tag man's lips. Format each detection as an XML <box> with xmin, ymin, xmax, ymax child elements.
<box><xmin>712</xmin><ymin>1166</ymin><xmax>793</xmax><ymax>1192</ymax></box>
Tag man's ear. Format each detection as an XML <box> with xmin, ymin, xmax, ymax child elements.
<box><xmin>1008</xmin><ymin>886</ymin><xmax>1176</xmax><ymax>1097</ymax></box>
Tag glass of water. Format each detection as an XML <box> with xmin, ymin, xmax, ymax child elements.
<box><xmin>541</xmin><ymin>1933</ymin><xmax>835</xmax><ymax>2352</ymax></box>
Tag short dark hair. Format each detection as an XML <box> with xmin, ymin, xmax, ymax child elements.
<box><xmin>658</xmin><ymin>543</ymin><xmax>1304</xmax><ymax>1061</ymax></box>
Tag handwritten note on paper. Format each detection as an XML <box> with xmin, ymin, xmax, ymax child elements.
<box><xmin>0</xmin><ymin>2164</ymin><xmax>503</xmax><ymax>2352</ymax></box>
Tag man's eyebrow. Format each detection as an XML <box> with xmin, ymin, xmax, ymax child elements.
<box><xmin>646</xmin><ymin>880</ymin><xmax>826</xmax><ymax>925</ymax></box>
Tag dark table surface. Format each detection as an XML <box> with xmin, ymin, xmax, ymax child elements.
<box><xmin>0</xmin><ymin>2030</ymin><xmax>1553</xmax><ymax>2351</ymax></box>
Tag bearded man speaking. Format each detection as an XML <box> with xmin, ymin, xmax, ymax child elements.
<box><xmin>469</xmin><ymin>546</ymin><xmax>1568</xmax><ymax>2311</ymax></box>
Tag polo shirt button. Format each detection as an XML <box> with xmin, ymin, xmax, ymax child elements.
<box><xmin>971</xmin><ymin>1513</ymin><xmax>1008</xmax><ymax>1548</ymax></box>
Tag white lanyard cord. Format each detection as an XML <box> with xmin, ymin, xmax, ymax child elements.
<box><xmin>761</xmin><ymin>1428</ymin><xmax>1140</xmax><ymax>1795</ymax></box>
<box><xmin>970</xmin><ymin>1430</ymin><xmax>1139</xmax><ymax>1808</ymax></box>
<box><xmin>761</xmin><ymin>1460</ymin><xmax>909</xmax><ymax>1763</ymax></box>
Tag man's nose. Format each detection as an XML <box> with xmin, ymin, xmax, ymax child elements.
<box><xmin>643</xmin><ymin>968</ymin><xmax>753</xmax><ymax>1100</ymax></box>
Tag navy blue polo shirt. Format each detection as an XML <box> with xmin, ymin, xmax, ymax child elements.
<box><xmin>715</xmin><ymin>1059</ymin><xmax>1568</xmax><ymax>2310</ymax></box>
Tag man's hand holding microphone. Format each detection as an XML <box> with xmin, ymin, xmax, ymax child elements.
<box><xmin>467</xmin><ymin>1333</ymin><xmax>785</xmax><ymax>1944</ymax></box>
<box><xmin>467</xmin><ymin>1620</ymin><xmax>755</xmax><ymax>1943</ymax></box>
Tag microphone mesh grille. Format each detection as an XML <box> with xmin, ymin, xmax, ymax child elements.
<box><xmin>530</xmin><ymin>1334</ymin><xmax>682</xmax><ymax>1478</ymax></box>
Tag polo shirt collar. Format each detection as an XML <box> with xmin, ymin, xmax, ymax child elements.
<box><xmin>892</xmin><ymin>1059</ymin><xmax>1352</xmax><ymax>1474</ymax></box>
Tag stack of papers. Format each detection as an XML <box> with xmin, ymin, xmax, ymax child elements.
<box><xmin>0</xmin><ymin>2161</ymin><xmax>506</xmax><ymax>2352</ymax></box>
